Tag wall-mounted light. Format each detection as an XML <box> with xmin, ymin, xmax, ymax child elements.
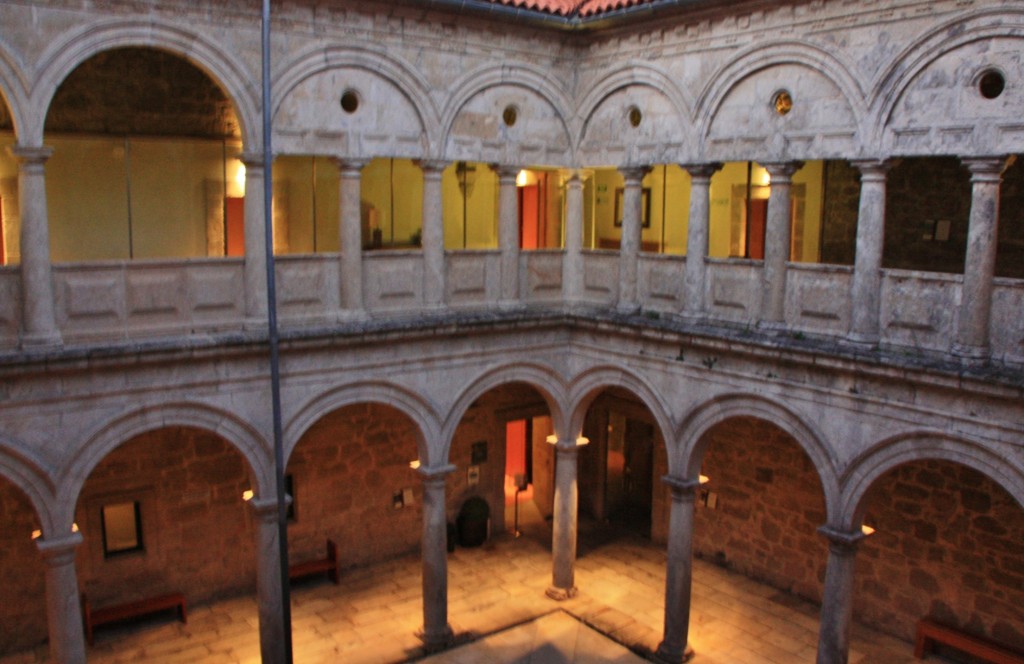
<box><xmin>242</xmin><ymin>489</ymin><xmax>254</xmax><ymax>502</ymax></box>
<box><xmin>31</xmin><ymin>522</ymin><xmax>79</xmax><ymax>540</ymax></box>
<box><xmin>228</xmin><ymin>160</ymin><xmax>246</xmax><ymax>198</ymax></box>
<box><xmin>699</xmin><ymin>474</ymin><xmax>710</xmax><ymax>485</ymax></box>
<box><xmin>516</xmin><ymin>169</ymin><xmax>537</xmax><ymax>188</ymax></box>
<box><xmin>409</xmin><ymin>460</ymin><xmax>421</xmax><ymax>470</ymax></box>
<box><xmin>861</xmin><ymin>524</ymin><xmax>876</xmax><ymax>537</ymax></box>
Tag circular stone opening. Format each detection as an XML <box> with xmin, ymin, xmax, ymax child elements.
<box><xmin>628</xmin><ymin>106</ymin><xmax>642</xmax><ymax>128</ymax></box>
<box><xmin>773</xmin><ymin>90</ymin><xmax>793</xmax><ymax>116</ymax></box>
<box><xmin>340</xmin><ymin>89</ymin><xmax>360</xmax><ymax>114</ymax></box>
<box><xmin>502</xmin><ymin>105</ymin><xmax>518</xmax><ymax>127</ymax></box>
<box><xmin>979</xmin><ymin>70</ymin><xmax>1005</xmax><ymax>100</ymax></box>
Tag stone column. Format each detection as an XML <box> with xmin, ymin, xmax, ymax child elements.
<box><xmin>494</xmin><ymin>165</ymin><xmax>521</xmax><ymax>307</ymax></box>
<box><xmin>563</xmin><ymin>171</ymin><xmax>585</xmax><ymax>306</ymax></box>
<box><xmin>759</xmin><ymin>161</ymin><xmax>803</xmax><ymax>327</ymax></box>
<box><xmin>815</xmin><ymin>526</ymin><xmax>865</xmax><ymax>664</ymax></box>
<box><xmin>618</xmin><ymin>166</ymin><xmax>650</xmax><ymax>312</ymax></box>
<box><xmin>418</xmin><ymin>464</ymin><xmax>455</xmax><ymax>650</ymax></box>
<box><xmin>334</xmin><ymin>159</ymin><xmax>368</xmax><ymax>316</ymax></box>
<box><xmin>238</xmin><ymin>152</ymin><xmax>269</xmax><ymax>325</ymax></box>
<box><xmin>953</xmin><ymin>157</ymin><xmax>1006</xmax><ymax>360</ymax></box>
<box><xmin>547</xmin><ymin>435</ymin><xmax>588</xmax><ymax>600</ymax></box>
<box><xmin>419</xmin><ymin>160</ymin><xmax>447</xmax><ymax>310</ymax></box>
<box><xmin>655</xmin><ymin>476</ymin><xmax>700</xmax><ymax>664</ymax></box>
<box><xmin>37</xmin><ymin>531</ymin><xmax>86</xmax><ymax>664</ymax></box>
<box><xmin>681</xmin><ymin>163</ymin><xmax>722</xmax><ymax>320</ymax></box>
<box><xmin>847</xmin><ymin>160</ymin><xmax>891</xmax><ymax>347</ymax></box>
<box><xmin>10</xmin><ymin>146</ymin><xmax>61</xmax><ymax>347</ymax></box>
<box><xmin>250</xmin><ymin>497</ymin><xmax>288</xmax><ymax>664</ymax></box>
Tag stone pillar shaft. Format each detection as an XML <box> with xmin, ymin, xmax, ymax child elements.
<box><xmin>760</xmin><ymin>161</ymin><xmax>802</xmax><ymax>326</ymax></box>
<box><xmin>656</xmin><ymin>476</ymin><xmax>700</xmax><ymax>663</ymax></box>
<box><xmin>682</xmin><ymin>164</ymin><xmax>721</xmax><ymax>319</ymax></box>
<box><xmin>10</xmin><ymin>146</ymin><xmax>61</xmax><ymax>347</ymax></box>
<box><xmin>954</xmin><ymin>157</ymin><xmax>1006</xmax><ymax>359</ymax></box>
<box><xmin>816</xmin><ymin>527</ymin><xmax>864</xmax><ymax>664</ymax></box>
<box><xmin>548</xmin><ymin>437</ymin><xmax>586</xmax><ymax>599</ymax></box>
<box><xmin>250</xmin><ymin>498</ymin><xmax>288</xmax><ymax>664</ymax></box>
<box><xmin>336</xmin><ymin>160</ymin><xmax>367</xmax><ymax>314</ymax></box>
<box><xmin>37</xmin><ymin>532</ymin><xmax>86</xmax><ymax>664</ymax></box>
<box><xmin>419</xmin><ymin>465</ymin><xmax>455</xmax><ymax>649</ymax></box>
<box><xmin>848</xmin><ymin>160</ymin><xmax>891</xmax><ymax>346</ymax></box>
<box><xmin>618</xmin><ymin>167</ymin><xmax>649</xmax><ymax>312</ymax></box>
<box><xmin>563</xmin><ymin>172</ymin><xmax>584</xmax><ymax>304</ymax></box>
<box><xmin>495</xmin><ymin>165</ymin><xmax>521</xmax><ymax>306</ymax></box>
<box><xmin>420</xmin><ymin>161</ymin><xmax>447</xmax><ymax>309</ymax></box>
<box><xmin>239</xmin><ymin>153</ymin><xmax>268</xmax><ymax>323</ymax></box>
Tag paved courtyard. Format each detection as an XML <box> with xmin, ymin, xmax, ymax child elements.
<box><xmin>2</xmin><ymin>510</ymin><xmax>946</xmax><ymax>664</ymax></box>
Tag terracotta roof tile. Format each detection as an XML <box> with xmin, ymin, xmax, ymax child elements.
<box><xmin>485</xmin><ymin>0</ymin><xmax>659</xmax><ymax>17</ymax></box>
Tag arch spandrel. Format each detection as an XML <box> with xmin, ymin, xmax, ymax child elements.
<box><xmin>0</xmin><ymin>38</ymin><xmax>28</xmax><ymax>138</ymax></box>
<box><xmin>444</xmin><ymin>84</ymin><xmax>572</xmax><ymax>166</ymax></box>
<box><xmin>284</xmin><ymin>381</ymin><xmax>442</xmax><ymax>469</ymax></box>
<box><xmin>882</xmin><ymin>37</ymin><xmax>1024</xmax><ymax>156</ymax></box>
<box><xmin>578</xmin><ymin>84</ymin><xmax>688</xmax><ymax>166</ymax></box>
<box><xmin>675</xmin><ymin>393</ymin><xmax>841</xmax><ymax>521</ymax></box>
<box><xmin>839</xmin><ymin>432</ymin><xmax>1024</xmax><ymax>531</ymax></box>
<box><xmin>55</xmin><ymin>402</ymin><xmax>273</xmax><ymax>529</ymax></box>
<box><xmin>28</xmin><ymin>19</ymin><xmax>258</xmax><ymax>147</ymax></box>
<box><xmin>0</xmin><ymin>438</ymin><xmax>57</xmax><ymax>536</ymax></box>
<box><xmin>274</xmin><ymin>67</ymin><xmax>428</xmax><ymax>159</ymax></box>
<box><xmin>440</xmin><ymin>363</ymin><xmax>569</xmax><ymax>465</ymax></box>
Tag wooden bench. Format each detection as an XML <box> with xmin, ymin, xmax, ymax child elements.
<box><xmin>81</xmin><ymin>592</ymin><xmax>186</xmax><ymax>646</ymax></box>
<box><xmin>915</xmin><ymin>619</ymin><xmax>1024</xmax><ymax>664</ymax></box>
<box><xmin>288</xmin><ymin>538</ymin><xmax>339</xmax><ymax>584</ymax></box>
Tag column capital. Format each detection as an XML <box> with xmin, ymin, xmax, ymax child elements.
<box><xmin>961</xmin><ymin>156</ymin><xmax>1009</xmax><ymax>182</ymax></box>
<box><xmin>818</xmin><ymin>525</ymin><xmax>865</xmax><ymax>554</ymax></box>
<box><xmin>36</xmin><ymin>530</ymin><xmax>83</xmax><ymax>564</ymax></box>
<box><xmin>547</xmin><ymin>436</ymin><xmax>589</xmax><ymax>453</ymax></box>
<box><xmin>8</xmin><ymin>145</ymin><xmax>54</xmax><ymax>166</ymax></box>
<box><xmin>680</xmin><ymin>162</ymin><xmax>723</xmax><ymax>180</ymax></box>
<box><xmin>491</xmin><ymin>164</ymin><xmax>520</xmax><ymax>180</ymax></box>
<box><xmin>417</xmin><ymin>159</ymin><xmax>449</xmax><ymax>176</ymax></box>
<box><xmin>850</xmin><ymin>158</ymin><xmax>892</xmax><ymax>181</ymax></box>
<box><xmin>417</xmin><ymin>464</ymin><xmax>456</xmax><ymax>482</ymax></box>
<box><xmin>238</xmin><ymin>151</ymin><xmax>267</xmax><ymax>169</ymax></box>
<box><xmin>619</xmin><ymin>165</ymin><xmax>652</xmax><ymax>184</ymax></box>
<box><xmin>248</xmin><ymin>495</ymin><xmax>292</xmax><ymax>521</ymax></box>
<box><xmin>662</xmin><ymin>474</ymin><xmax>703</xmax><ymax>495</ymax></box>
<box><xmin>761</xmin><ymin>160</ymin><xmax>804</xmax><ymax>180</ymax></box>
<box><xmin>333</xmin><ymin>157</ymin><xmax>370</xmax><ymax>176</ymax></box>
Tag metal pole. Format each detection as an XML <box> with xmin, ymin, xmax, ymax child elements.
<box><xmin>261</xmin><ymin>1</ymin><xmax>293</xmax><ymax>662</ymax></box>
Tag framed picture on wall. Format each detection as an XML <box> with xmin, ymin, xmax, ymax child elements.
<box><xmin>614</xmin><ymin>187</ymin><xmax>651</xmax><ymax>228</ymax></box>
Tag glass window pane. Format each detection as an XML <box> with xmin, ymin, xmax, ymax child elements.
<box><xmin>102</xmin><ymin>501</ymin><xmax>142</xmax><ymax>555</ymax></box>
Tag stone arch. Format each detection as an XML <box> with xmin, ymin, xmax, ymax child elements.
<box><xmin>440</xmin><ymin>362</ymin><xmax>568</xmax><ymax>465</ymax></box>
<box><xmin>675</xmin><ymin>392</ymin><xmax>840</xmax><ymax>519</ymax></box>
<box><xmin>565</xmin><ymin>365</ymin><xmax>675</xmax><ymax>453</ymax></box>
<box><xmin>839</xmin><ymin>431</ymin><xmax>1024</xmax><ymax>531</ymax></box>
<box><xmin>870</xmin><ymin>7</ymin><xmax>1024</xmax><ymax>154</ymax></box>
<box><xmin>273</xmin><ymin>45</ymin><xmax>437</xmax><ymax>158</ymax></box>
<box><xmin>577</xmin><ymin>63</ymin><xmax>693</xmax><ymax>165</ymax></box>
<box><xmin>0</xmin><ymin>438</ymin><xmax>57</xmax><ymax>535</ymax></box>
<box><xmin>441</xmin><ymin>64</ymin><xmax>574</xmax><ymax>165</ymax></box>
<box><xmin>56</xmin><ymin>402</ymin><xmax>272</xmax><ymax>529</ymax></box>
<box><xmin>697</xmin><ymin>40</ymin><xmax>865</xmax><ymax>161</ymax></box>
<box><xmin>285</xmin><ymin>381</ymin><xmax>441</xmax><ymax>468</ymax></box>
<box><xmin>26</xmin><ymin>18</ymin><xmax>258</xmax><ymax>146</ymax></box>
<box><xmin>0</xmin><ymin>37</ymin><xmax>29</xmax><ymax>137</ymax></box>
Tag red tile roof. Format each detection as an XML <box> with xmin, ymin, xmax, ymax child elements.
<box><xmin>485</xmin><ymin>0</ymin><xmax>659</xmax><ymax>18</ymax></box>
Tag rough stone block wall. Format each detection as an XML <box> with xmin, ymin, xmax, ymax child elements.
<box><xmin>45</xmin><ymin>48</ymin><xmax>237</xmax><ymax>138</ymax></box>
<box><xmin>856</xmin><ymin>460</ymin><xmax>1024</xmax><ymax>651</ymax></box>
<box><xmin>884</xmin><ymin>157</ymin><xmax>971</xmax><ymax>275</ymax></box>
<box><xmin>447</xmin><ymin>391</ymin><xmax>510</xmax><ymax>538</ymax></box>
<box><xmin>287</xmin><ymin>404</ymin><xmax>424</xmax><ymax>569</ymax></box>
<box><xmin>75</xmin><ymin>427</ymin><xmax>257</xmax><ymax>609</ymax></box>
<box><xmin>997</xmin><ymin>157</ymin><xmax>1024</xmax><ymax>279</ymax></box>
<box><xmin>692</xmin><ymin>417</ymin><xmax>828</xmax><ymax>603</ymax></box>
<box><xmin>819</xmin><ymin>159</ymin><xmax>859</xmax><ymax>266</ymax></box>
<box><xmin>0</xmin><ymin>480</ymin><xmax>47</xmax><ymax>654</ymax></box>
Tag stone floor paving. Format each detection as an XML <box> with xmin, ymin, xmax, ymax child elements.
<box><xmin>2</xmin><ymin>524</ymin><xmax>951</xmax><ymax>664</ymax></box>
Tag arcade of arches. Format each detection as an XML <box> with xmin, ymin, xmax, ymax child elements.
<box><xmin>0</xmin><ymin>2</ymin><xmax>1022</xmax><ymax>664</ymax></box>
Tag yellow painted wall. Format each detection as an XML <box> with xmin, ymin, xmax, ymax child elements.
<box><xmin>591</xmin><ymin>165</ymin><xmax>690</xmax><ymax>254</ymax></box>
<box><xmin>443</xmin><ymin>162</ymin><xmax>498</xmax><ymax>249</ymax></box>
<box><xmin>362</xmin><ymin>158</ymin><xmax>423</xmax><ymax>248</ymax></box>
<box><xmin>793</xmin><ymin>160</ymin><xmax>823</xmax><ymax>263</ymax></box>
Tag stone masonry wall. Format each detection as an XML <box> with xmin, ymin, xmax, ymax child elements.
<box><xmin>75</xmin><ymin>427</ymin><xmax>257</xmax><ymax>609</ymax></box>
<box><xmin>0</xmin><ymin>480</ymin><xmax>47</xmax><ymax>655</ymax></box>
<box><xmin>286</xmin><ymin>404</ymin><xmax>423</xmax><ymax>570</ymax></box>
<box><xmin>693</xmin><ymin>417</ymin><xmax>829</xmax><ymax>602</ymax></box>
<box><xmin>819</xmin><ymin>159</ymin><xmax>859</xmax><ymax>266</ymax></box>
<box><xmin>856</xmin><ymin>460</ymin><xmax>1024</xmax><ymax>651</ymax></box>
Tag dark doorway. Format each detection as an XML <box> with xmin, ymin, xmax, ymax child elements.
<box><xmin>606</xmin><ymin>412</ymin><xmax>653</xmax><ymax>534</ymax></box>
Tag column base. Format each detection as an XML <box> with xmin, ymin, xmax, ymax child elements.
<box><xmin>416</xmin><ymin>624</ymin><xmax>454</xmax><ymax>653</ymax></box>
<box><xmin>20</xmin><ymin>330</ymin><xmax>62</xmax><ymax>349</ymax></box>
<box><xmin>336</xmin><ymin>308</ymin><xmax>370</xmax><ymax>324</ymax></box>
<box><xmin>952</xmin><ymin>342</ymin><xmax>989</xmax><ymax>362</ymax></box>
<box><xmin>615</xmin><ymin>302</ymin><xmax>641</xmax><ymax>316</ymax></box>
<box><xmin>545</xmin><ymin>585</ymin><xmax>578</xmax><ymax>601</ymax></box>
<box><xmin>842</xmin><ymin>333</ymin><xmax>878</xmax><ymax>351</ymax></box>
<box><xmin>757</xmin><ymin>319</ymin><xmax>786</xmax><ymax>333</ymax></box>
<box><xmin>653</xmin><ymin>641</ymin><xmax>695</xmax><ymax>664</ymax></box>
